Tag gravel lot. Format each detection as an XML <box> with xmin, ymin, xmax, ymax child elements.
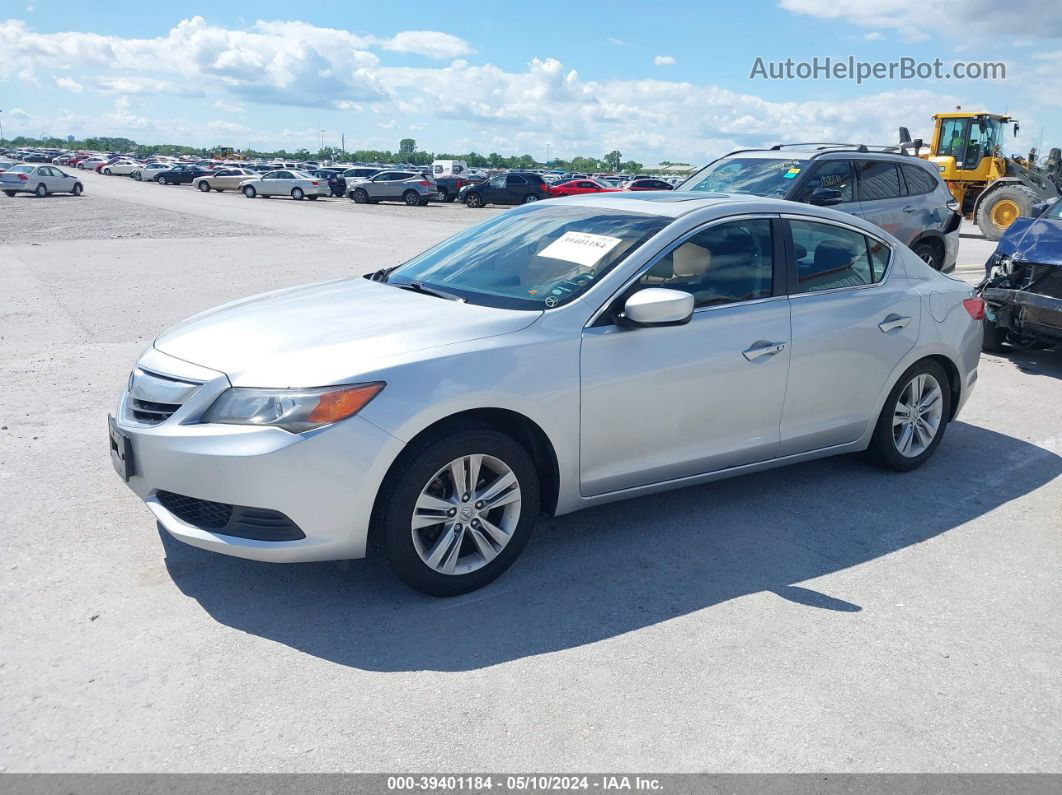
<box><xmin>1</xmin><ymin>170</ymin><xmax>1060</xmax><ymax>773</ymax></box>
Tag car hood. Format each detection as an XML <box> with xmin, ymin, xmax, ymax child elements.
<box><xmin>994</xmin><ymin>216</ymin><xmax>1062</xmax><ymax>267</ymax></box>
<box><xmin>154</xmin><ymin>277</ymin><xmax>540</xmax><ymax>387</ymax></box>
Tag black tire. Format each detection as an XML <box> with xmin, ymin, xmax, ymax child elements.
<box><xmin>243</xmin><ymin>185</ymin><xmax>256</xmax><ymax>198</ymax></box>
<box><xmin>403</xmin><ymin>189</ymin><xmax>420</xmax><ymax>206</ymax></box>
<box><xmin>3</xmin><ymin>190</ymin><xmax>15</xmax><ymax>197</ymax></box>
<box><xmin>373</xmin><ymin>424</ymin><xmax>540</xmax><ymax>596</ymax></box>
<box><xmin>975</xmin><ymin>184</ymin><xmax>1039</xmax><ymax>241</ymax></box>
<box><xmin>215</xmin><ymin>188</ymin><xmax>224</xmax><ymax>192</ymax></box>
<box><xmin>351</xmin><ymin>188</ymin><xmax>369</xmax><ymax>204</ymax></box>
<box><xmin>911</xmin><ymin>241</ymin><xmax>942</xmax><ymax>270</ymax></box>
<box><xmin>307</xmin><ymin>195</ymin><xmax>318</xmax><ymax>201</ymax></box>
<box><xmin>157</xmin><ymin>175</ymin><xmax>167</xmax><ymax>185</ymax></box>
<box><xmin>35</xmin><ymin>183</ymin><xmax>47</xmax><ymax>198</ymax></box>
<box><xmin>135</xmin><ymin>173</ymin><xmax>143</xmax><ymax>181</ymax></box>
<box><xmin>465</xmin><ymin>192</ymin><xmax>483</xmax><ymax>208</ymax></box>
<box><xmin>418</xmin><ymin>196</ymin><xmax>430</xmax><ymax>206</ymax></box>
<box><xmin>981</xmin><ymin>316</ymin><xmax>1007</xmax><ymax>353</ymax></box>
<box><xmin>198</xmin><ymin>180</ymin><xmax>211</xmax><ymax>192</ymax></box>
<box><xmin>291</xmin><ymin>187</ymin><xmax>305</xmax><ymax>200</ymax></box>
<box><xmin>71</xmin><ymin>183</ymin><xmax>83</xmax><ymax>196</ymax></box>
<box><xmin>523</xmin><ymin>194</ymin><xmax>539</xmax><ymax>204</ymax></box>
<box><xmin>443</xmin><ymin>192</ymin><xmax>457</xmax><ymax>203</ymax></box>
<box><xmin>103</xmin><ymin>168</ymin><xmax>112</xmax><ymax>176</ymax></box>
<box><xmin>868</xmin><ymin>359</ymin><xmax>952</xmax><ymax>472</ymax></box>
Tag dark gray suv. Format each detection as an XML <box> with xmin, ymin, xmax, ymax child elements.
<box><xmin>680</xmin><ymin>146</ymin><xmax>961</xmax><ymax>272</ymax></box>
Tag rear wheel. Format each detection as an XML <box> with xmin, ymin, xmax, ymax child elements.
<box><xmin>243</xmin><ymin>185</ymin><xmax>256</xmax><ymax>198</ymax></box>
<box><xmin>912</xmin><ymin>241</ymin><xmax>942</xmax><ymax>270</ymax></box>
<box><xmin>2</xmin><ymin>190</ymin><xmax>15</xmax><ymax>197</ymax></box>
<box><xmin>291</xmin><ymin>187</ymin><xmax>305</xmax><ymax>200</ymax></box>
<box><xmin>403</xmin><ymin>190</ymin><xmax>420</xmax><ymax>206</ymax></box>
<box><xmin>198</xmin><ymin>180</ymin><xmax>211</xmax><ymax>192</ymax></box>
<box><xmin>465</xmin><ymin>192</ymin><xmax>483</xmax><ymax>208</ymax></box>
<box><xmin>35</xmin><ymin>183</ymin><xmax>47</xmax><ymax>198</ymax></box>
<box><xmin>523</xmin><ymin>194</ymin><xmax>539</xmax><ymax>204</ymax></box>
<box><xmin>976</xmin><ymin>185</ymin><xmax>1039</xmax><ymax>241</ymax></box>
<box><xmin>373</xmin><ymin>424</ymin><xmax>540</xmax><ymax>596</ymax></box>
<box><xmin>869</xmin><ymin>360</ymin><xmax>951</xmax><ymax>471</ymax></box>
<box><xmin>71</xmin><ymin>183</ymin><xmax>83</xmax><ymax>196</ymax></box>
<box><xmin>215</xmin><ymin>188</ymin><xmax>224</xmax><ymax>192</ymax></box>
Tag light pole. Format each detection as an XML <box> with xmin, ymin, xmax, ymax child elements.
<box><xmin>0</xmin><ymin>110</ymin><xmax>4</xmax><ymax>146</ymax></box>
<box><xmin>320</xmin><ymin>129</ymin><xmax>325</xmax><ymax>153</ymax></box>
<box><xmin>545</xmin><ymin>142</ymin><xmax>550</xmax><ymax>166</ymax></box>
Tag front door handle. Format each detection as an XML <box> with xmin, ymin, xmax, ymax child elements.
<box><xmin>902</xmin><ymin>205</ymin><xmax>916</xmax><ymax>213</ymax></box>
<box><xmin>742</xmin><ymin>341</ymin><xmax>787</xmax><ymax>361</ymax></box>
<box><xmin>878</xmin><ymin>314</ymin><xmax>911</xmax><ymax>333</ymax></box>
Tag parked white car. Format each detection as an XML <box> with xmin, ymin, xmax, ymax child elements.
<box><xmin>76</xmin><ymin>157</ymin><xmax>108</xmax><ymax>170</ymax></box>
<box><xmin>102</xmin><ymin>160</ymin><xmax>142</xmax><ymax>176</ymax></box>
<box><xmin>238</xmin><ymin>170</ymin><xmax>330</xmax><ymax>200</ymax></box>
<box><xmin>1</xmin><ymin>164</ymin><xmax>84</xmax><ymax>197</ymax></box>
<box><xmin>132</xmin><ymin>163</ymin><xmax>170</xmax><ymax>181</ymax></box>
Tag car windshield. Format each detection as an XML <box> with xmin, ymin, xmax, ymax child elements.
<box><xmin>386</xmin><ymin>204</ymin><xmax>670</xmax><ymax>310</ymax></box>
<box><xmin>682</xmin><ymin>157</ymin><xmax>809</xmax><ymax>198</ymax></box>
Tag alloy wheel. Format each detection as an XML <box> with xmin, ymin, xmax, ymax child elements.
<box><xmin>411</xmin><ymin>454</ymin><xmax>522</xmax><ymax>575</ymax></box>
<box><xmin>893</xmin><ymin>373</ymin><xmax>943</xmax><ymax>458</ymax></box>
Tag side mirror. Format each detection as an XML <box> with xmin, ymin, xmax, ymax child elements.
<box><xmin>621</xmin><ymin>288</ymin><xmax>694</xmax><ymax>327</ymax></box>
<box><xmin>808</xmin><ymin>187</ymin><xmax>844</xmax><ymax>206</ymax></box>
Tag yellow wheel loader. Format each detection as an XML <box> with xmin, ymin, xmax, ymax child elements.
<box><xmin>900</xmin><ymin>112</ymin><xmax>1061</xmax><ymax>240</ymax></box>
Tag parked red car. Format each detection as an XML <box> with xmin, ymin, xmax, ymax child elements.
<box><xmin>548</xmin><ymin>178</ymin><xmax>621</xmax><ymax>198</ymax></box>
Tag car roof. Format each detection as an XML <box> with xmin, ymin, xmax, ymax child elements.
<box><xmin>718</xmin><ymin>147</ymin><xmax>934</xmax><ymax>169</ymax></box>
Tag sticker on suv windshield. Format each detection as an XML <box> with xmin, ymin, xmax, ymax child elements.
<box><xmin>537</xmin><ymin>231</ymin><xmax>623</xmax><ymax>267</ymax></box>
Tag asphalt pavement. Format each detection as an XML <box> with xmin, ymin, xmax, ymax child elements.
<box><xmin>1</xmin><ymin>171</ymin><xmax>1059</xmax><ymax>772</ymax></box>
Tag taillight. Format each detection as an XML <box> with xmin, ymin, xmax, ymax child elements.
<box><xmin>962</xmin><ymin>296</ymin><xmax>985</xmax><ymax>320</ymax></box>
<box><xmin>17</xmin><ymin>174</ymin><xmax>28</xmax><ymax>181</ymax></box>
<box><xmin>418</xmin><ymin>180</ymin><xmax>430</xmax><ymax>187</ymax></box>
<box><xmin>455</xmin><ymin>179</ymin><xmax>464</xmax><ymax>188</ymax></box>
<box><xmin>311</xmin><ymin>181</ymin><xmax>319</xmax><ymax>186</ymax></box>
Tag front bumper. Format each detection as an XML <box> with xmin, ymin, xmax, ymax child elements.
<box><xmin>112</xmin><ymin>349</ymin><xmax>404</xmax><ymax>562</ymax></box>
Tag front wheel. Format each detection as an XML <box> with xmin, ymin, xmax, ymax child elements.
<box><xmin>975</xmin><ymin>185</ymin><xmax>1038</xmax><ymax>241</ymax></box>
<box><xmin>157</xmin><ymin>176</ymin><xmax>167</xmax><ymax>185</ymax></box>
<box><xmin>373</xmin><ymin>424</ymin><xmax>540</xmax><ymax>596</ymax></box>
<box><xmin>198</xmin><ymin>180</ymin><xmax>211</xmax><ymax>192</ymax></box>
<box><xmin>103</xmin><ymin>168</ymin><xmax>112</xmax><ymax>176</ymax></box>
<box><xmin>291</xmin><ymin>187</ymin><xmax>305</xmax><ymax>200</ymax></box>
<box><xmin>868</xmin><ymin>360</ymin><xmax>951</xmax><ymax>472</ymax></box>
<box><xmin>465</xmin><ymin>192</ymin><xmax>483</xmax><ymax>208</ymax></box>
<box><xmin>403</xmin><ymin>190</ymin><xmax>420</xmax><ymax>206</ymax></box>
<box><xmin>243</xmin><ymin>185</ymin><xmax>256</xmax><ymax>198</ymax></box>
<box><xmin>351</xmin><ymin>188</ymin><xmax>369</xmax><ymax>204</ymax></box>
<box><xmin>2</xmin><ymin>190</ymin><xmax>15</xmax><ymax>197</ymax></box>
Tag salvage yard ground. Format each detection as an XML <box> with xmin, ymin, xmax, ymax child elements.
<box><xmin>1</xmin><ymin>171</ymin><xmax>1060</xmax><ymax>772</ymax></box>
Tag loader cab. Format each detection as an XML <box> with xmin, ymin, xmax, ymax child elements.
<box><xmin>931</xmin><ymin>113</ymin><xmax>1011</xmax><ymax>180</ymax></box>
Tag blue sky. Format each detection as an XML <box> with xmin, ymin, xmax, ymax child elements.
<box><xmin>1</xmin><ymin>0</ymin><xmax>1058</xmax><ymax>163</ymax></box>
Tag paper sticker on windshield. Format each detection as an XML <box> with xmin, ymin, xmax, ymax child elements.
<box><xmin>537</xmin><ymin>231</ymin><xmax>623</xmax><ymax>268</ymax></box>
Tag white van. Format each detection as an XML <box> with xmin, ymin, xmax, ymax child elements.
<box><xmin>431</xmin><ymin>159</ymin><xmax>468</xmax><ymax>179</ymax></box>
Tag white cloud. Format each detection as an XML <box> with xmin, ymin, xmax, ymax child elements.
<box><xmin>53</xmin><ymin>76</ymin><xmax>84</xmax><ymax>93</ymax></box>
<box><xmin>607</xmin><ymin>37</ymin><xmax>629</xmax><ymax>46</ymax></box>
<box><xmin>654</xmin><ymin>55</ymin><xmax>676</xmax><ymax>66</ymax></box>
<box><xmin>863</xmin><ymin>31</ymin><xmax>884</xmax><ymax>41</ymax></box>
<box><xmin>381</xmin><ymin>31</ymin><xmax>472</xmax><ymax>59</ymax></box>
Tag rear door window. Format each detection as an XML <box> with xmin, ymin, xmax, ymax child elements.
<box><xmin>789</xmin><ymin>219</ymin><xmax>878</xmax><ymax>292</ymax></box>
<box><xmin>856</xmin><ymin>161</ymin><xmax>902</xmax><ymax>201</ymax></box>
<box><xmin>900</xmin><ymin>165</ymin><xmax>937</xmax><ymax>196</ymax></box>
<box><xmin>801</xmin><ymin>160</ymin><xmax>854</xmax><ymax>202</ymax></box>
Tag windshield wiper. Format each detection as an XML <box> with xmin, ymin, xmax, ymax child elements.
<box><xmin>368</xmin><ymin>265</ymin><xmax>400</xmax><ymax>282</ymax></box>
<box><xmin>393</xmin><ymin>280</ymin><xmax>466</xmax><ymax>302</ymax></box>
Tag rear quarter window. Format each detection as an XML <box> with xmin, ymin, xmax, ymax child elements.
<box><xmin>901</xmin><ymin>165</ymin><xmax>938</xmax><ymax>196</ymax></box>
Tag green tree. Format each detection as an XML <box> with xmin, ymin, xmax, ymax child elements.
<box><xmin>603</xmin><ymin>150</ymin><xmax>622</xmax><ymax>171</ymax></box>
<box><xmin>398</xmin><ymin>138</ymin><xmax>416</xmax><ymax>159</ymax></box>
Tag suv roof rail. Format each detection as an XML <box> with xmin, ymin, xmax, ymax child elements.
<box><xmin>768</xmin><ymin>142</ymin><xmax>912</xmax><ymax>156</ymax></box>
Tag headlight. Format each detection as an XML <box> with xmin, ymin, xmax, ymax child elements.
<box><xmin>201</xmin><ymin>382</ymin><xmax>384</xmax><ymax>433</ymax></box>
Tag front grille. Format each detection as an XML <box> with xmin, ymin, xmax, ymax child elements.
<box><xmin>156</xmin><ymin>491</ymin><xmax>305</xmax><ymax>541</ymax></box>
<box><xmin>1028</xmin><ymin>267</ymin><xmax>1062</xmax><ymax>300</ymax></box>
<box><xmin>129</xmin><ymin>397</ymin><xmax>182</xmax><ymax>424</ymax></box>
<box><xmin>125</xmin><ymin>368</ymin><xmax>203</xmax><ymax>426</ymax></box>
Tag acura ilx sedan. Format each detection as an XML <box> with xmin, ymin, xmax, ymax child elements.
<box><xmin>110</xmin><ymin>193</ymin><xmax>983</xmax><ymax>595</ymax></box>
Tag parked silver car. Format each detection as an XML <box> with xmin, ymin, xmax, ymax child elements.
<box><xmin>110</xmin><ymin>193</ymin><xmax>982</xmax><ymax>595</ymax></box>
<box><xmin>347</xmin><ymin>170</ymin><xmax>437</xmax><ymax>206</ymax></box>
<box><xmin>1</xmin><ymin>164</ymin><xmax>84</xmax><ymax>197</ymax></box>
<box><xmin>239</xmin><ymin>170</ymin><xmax>330</xmax><ymax>200</ymax></box>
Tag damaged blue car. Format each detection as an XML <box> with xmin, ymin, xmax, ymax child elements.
<box><xmin>979</xmin><ymin>198</ymin><xmax>1062</xmax><ymax>352</ymax></box>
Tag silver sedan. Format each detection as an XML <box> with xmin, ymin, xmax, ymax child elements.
<box><xmin>109</xmin><ymin>193</ymin><xmax>982</xmax><ymax>595</ymax></box>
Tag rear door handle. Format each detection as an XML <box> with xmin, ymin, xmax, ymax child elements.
<box><xmin>742</xmin><ymin>341</ymin><xmax>787</xmax><ymax>361</ymax></box>
<box><xmin>878</xmin><ymin>314</ymin><xmax>911</xmax><ymax>333</ymax></box>
<box><xmin>902</xmin><ymin>205</ymin><xmax>917</xmax><ymax>213</ymax></box>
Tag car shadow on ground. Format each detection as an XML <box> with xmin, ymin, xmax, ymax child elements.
<box><xmin>989</xmin><ymin>346</ymin><xmax>1062</xmax><ymax>379</ymax></box>
<box><xmin>161</xmin><ymin>421</ymin><xmax>1061</xmax><ymax>671</ymax></box>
